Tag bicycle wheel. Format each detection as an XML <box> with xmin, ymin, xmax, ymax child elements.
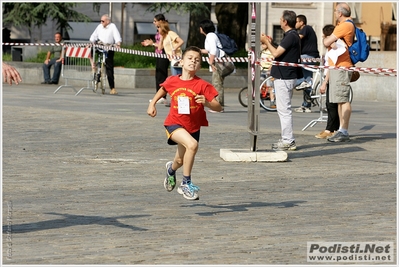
<box><xmin>92</xmin><ymin>72</ymin><xmax>98</xmax><ymax>93</ymax></box>
<box><xmin>307</xmin><ymin>81</ymin><xmax>322</xmax><ymax>108</ymax></box>
<box><xmin>100</xmin><ymin>63</ymin><xmax>106</xmax><ymax>95</ymax></box>
<box><xmin>259</xmin><ymin>76</ymin><xmax>277</xmax><ymax>112</ymax></box>
<box><xmin>93</xmin><ymin>62</ymin><xmax>102</xmax><ymax>93</ymax></box>
<box><xmin>238</xmin><ymin>87</ymin><xmax>248</xmax><ymax>107</ymax></box>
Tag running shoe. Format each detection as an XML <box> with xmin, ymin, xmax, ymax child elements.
<box><xmin>164</xmin><ymin>161</ymin><xmax>176</xmax><ymax>192</ymax></box>
<box><xmin>295</xmin><ymin>81</ymin><xmax>311</xmax><ymax>90</ymax></box>
<box><xmin>177</xmin><ymin>181</ymin><xmax>200</xmax><ymax>200</ymax></box>
<box><xmin>294</xmin><ymin>106</ymin><xmax>311</xmax><ymax>113</ymax></box>
<box><xmin>327</xmin><ymin>131</ymin><xmax>350</xmax><ymax>142</ymax></box>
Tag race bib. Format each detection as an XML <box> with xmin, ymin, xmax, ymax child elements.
<box><xmin>178</xmin><ymin>96</ymin><xmax>190</xmax><ymax>114</ymax></box>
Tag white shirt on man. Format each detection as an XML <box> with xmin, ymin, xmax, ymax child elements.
<box><xmin>90</xmin><ymin>23</ymin><xmax>122</xmax><ymax>45</ymax></box>
<box><xmin>204</xmin><ymin>32</ymin><xmax>225</xmax><ymax>71</ymax></box>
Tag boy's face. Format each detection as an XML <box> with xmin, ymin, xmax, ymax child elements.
<box><xmin>181</xmin><ymin>50</ymin><xmax>201</xmax><ymax>72</ymax></box>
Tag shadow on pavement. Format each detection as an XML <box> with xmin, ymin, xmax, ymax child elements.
<box><xmin>181</xmin><ymin>200</ymin><xmax>307</xmax><ymax>216</ymax></box>
<box><xmin>4</xmin><ymin>212</ymin><xmax>150</xmax><ymax>234</ymax></box>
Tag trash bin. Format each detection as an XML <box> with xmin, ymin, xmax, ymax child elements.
<box><xmin>11</xmin><ymin>47</ymin><xmax>22</xmax><ymax>61</ymax></box>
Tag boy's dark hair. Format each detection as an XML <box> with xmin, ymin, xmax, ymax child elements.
<box><xmin>183</xmin><ymin>46</ymin><xmax>202</xmax><ymax>57</ymax></box>
<box><xmin>296</xmin><ymin>14</ymin><xmax>307</xmax><ymax>25</ymax></box>
<box><xmin>283</xmin><ymin>10</ymin><xmax>297</xmax><ymax>29</ymax></box>
<box><xmin>322</xmin><ymin>24</ymin><xmax>335</xmax><ymax>37</ymax></box>
<box><xmin>199</xmin><ymin>19</ymin><xmax>215</xmax><ymax>34</ymax></box>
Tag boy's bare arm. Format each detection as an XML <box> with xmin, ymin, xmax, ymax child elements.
<box><xmin>147</xmin><ymin>87</ymin><xmax>167</xmax><ymax>117</ymax></box>
<box><xmin>196</xmin><ymin>96</ymin><xmax>222</xmax><ymax>112</ymax></box>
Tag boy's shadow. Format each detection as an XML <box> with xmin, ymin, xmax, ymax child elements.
<box><xmin>182</xmin><ymin>200</ymin><xmax>307</xmax><ymax>216</ymax></box>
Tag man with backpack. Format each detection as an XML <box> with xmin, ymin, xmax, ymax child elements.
<box><xmin>199</xmin><ymin>19</ymin><xmax>236</xmax><ymax>113</ymax></box>
<box><xmin>323</xmin><ymin>2</ymin><xmax>356</xmax><ymax>142</ymax></box>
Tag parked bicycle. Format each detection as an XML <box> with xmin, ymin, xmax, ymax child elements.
<box><xmin>238</xmin><ymin>71</ymin><xmax>277</xmax><ymax>112</ymax></box>
<box><xmin>238</xmin><ymin>64</ymin><xmax>353</xmax><ymax>113</ymax></box>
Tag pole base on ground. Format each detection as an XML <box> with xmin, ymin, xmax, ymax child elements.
<box><xmin>220</xmin><ymin>149</ymin><xmax>288</xmax><ymax>162</ymax></box>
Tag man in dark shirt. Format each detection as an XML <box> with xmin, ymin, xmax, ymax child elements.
<box><xmin>261</xmin><ymin>10</ymin><xmax>303</xmax><ymax>151</ymax></box>
<box><xmin>294</xmin><ymin>15</ymin><xmax>320</xmax><ymax>113</ymax></box>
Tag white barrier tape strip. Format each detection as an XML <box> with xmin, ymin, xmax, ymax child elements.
<box><xmin>2</xmin><ymin>42</ymin><xmax>63</xmax><ymax>46</ymax></box>
<box><xmin>256</xmin><ymin>58</ymin><xmax>397</xmax><ymax>77</ymax></box>
<box><xmin>3</xmin><ymin>42</ymin><xmax>396</xmax><ymax>76</ymax></box>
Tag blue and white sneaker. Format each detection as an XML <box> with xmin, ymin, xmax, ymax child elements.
<box><xmin>177</xmin><ymin>181</ymin><xmax>200</xmax><ymax>200</ymax></box>
<box><xmin>164</xmin><ymin>161</ymin><xmax>176</xmax><ymax>192</ymax></box>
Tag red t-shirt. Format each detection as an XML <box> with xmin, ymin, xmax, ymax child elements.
<box><xmin>161</xmin><ymin>75</ymin><xmax>219</xmax><ymax>133</ymax></box>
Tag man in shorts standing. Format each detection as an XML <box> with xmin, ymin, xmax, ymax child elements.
<box><xmin>323</xmin><ymin>2</ymin><xmax>355</xmax><ymax>142</ymax></box>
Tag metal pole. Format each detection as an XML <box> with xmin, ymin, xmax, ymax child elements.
<box><xmin>121</xmin><ymin>3</ymin><xmax>125</xmax><ymax>41</ymax></box>
<box><xmin>248</xmin><ymin>2</ymin><xmax>261</xmax><ymax>151</ymax></box>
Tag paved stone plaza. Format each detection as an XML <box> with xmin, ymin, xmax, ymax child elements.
<box><xmin>2</xmin><ymin>83</ymin><xmax>396</xmax><ymax>265</ymax></box>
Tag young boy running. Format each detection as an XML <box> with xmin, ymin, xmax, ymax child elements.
<box><xmin>147</xmin><ymin>46</ymin><xmax>222</xmax><ymax>200</ymax></box>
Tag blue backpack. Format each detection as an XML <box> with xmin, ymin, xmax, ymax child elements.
<box><xmin>344</xmin><ymin>20</ymin><xmax>370</xmax><ymax>64</ymax></box>
<box><xmin>215</xmin><ymin>33</ymin><xmax>238</xmax><ymax>56</ymax></box>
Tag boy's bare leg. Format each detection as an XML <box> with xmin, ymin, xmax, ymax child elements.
<box><xmin>170</xmin><ymin>129</ymin><xmax>198</xmax><ymax>177</ymax></box>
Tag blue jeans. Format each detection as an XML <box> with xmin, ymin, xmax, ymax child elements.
<box><xmin>170</xmin><ymin>64</ymin><xmax>182</xmax><ymax>76</ymax></box>
<box><xmin>43</xmin><ymin>58</ymin><xmax>61</xmax><ymax>83</ymax></box>
<box><xmin>296</xmin><ymin>54</ymin><xmax>317</xmax><ymax>108</ymax></box>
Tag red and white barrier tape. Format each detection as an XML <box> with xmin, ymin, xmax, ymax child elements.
<box><xmin>3</xmin><ymin>42</ymin><xmax>396</xmax><ymax>76</ymax></box>
<box><xmin>257</xmin><ymin>58</ymin><xmax>397</xmax><ymax>77</ymax></box>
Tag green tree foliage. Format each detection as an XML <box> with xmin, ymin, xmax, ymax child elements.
<box><xmin>146</xmin><ymin>3</ymin><xmax>210</xmax><ymax>17</ymax></box>
<box><xmin>2</xmin><ymin>3</ymin><xmax>91</xmax><ymax>38</ymax></box>
<box><xmin>215</xmin><ymin>3</ymin><xmax>248</xmax><ymax>49</ymax></box>
<box><xmin>146</xmin><ymin>3</ymin><xmax>211</xmax><ymax>48</ymax></box>
<box><xmin>145</xmin><ymin>3</ymin><xmax>248</xmax><ymax>49</ymax></box>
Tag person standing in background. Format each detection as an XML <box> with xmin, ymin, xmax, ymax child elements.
<box><xmin>157</xmin><ymin>20</ymin><xmax>184</xmax><ymax>77</ymax></box>
<box><xmin>323</xmin><ymin>2</ymin><xmax>355</xmax><ymax>142</ymax></box>
<box><xmin>261</xmin><ymin>10</ymin><xmax>303</xmax><ymax>151</ymax></box>
<box><xmin>90</xmin><ymin>14</ymin><xmax>122</xmax><ymax>95</ymax></box>
<box><xmin>142</xmin><ymin>14</ymin><xmax>170</xmax><ymax>106</ymax></box>
<box><xmin>294</xmin><ymin>15</ymin><xmax>320</xmax><ymax>113</ymax></box>
<box><xmin>199</xmin><ymin>19</ymin><xmax>226</xmax><ymax>113</ymax></box>
<box><xmin>316</xmin><ymin>24</ymin><xmax>343</xmax><ymax>139</ymax></box>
